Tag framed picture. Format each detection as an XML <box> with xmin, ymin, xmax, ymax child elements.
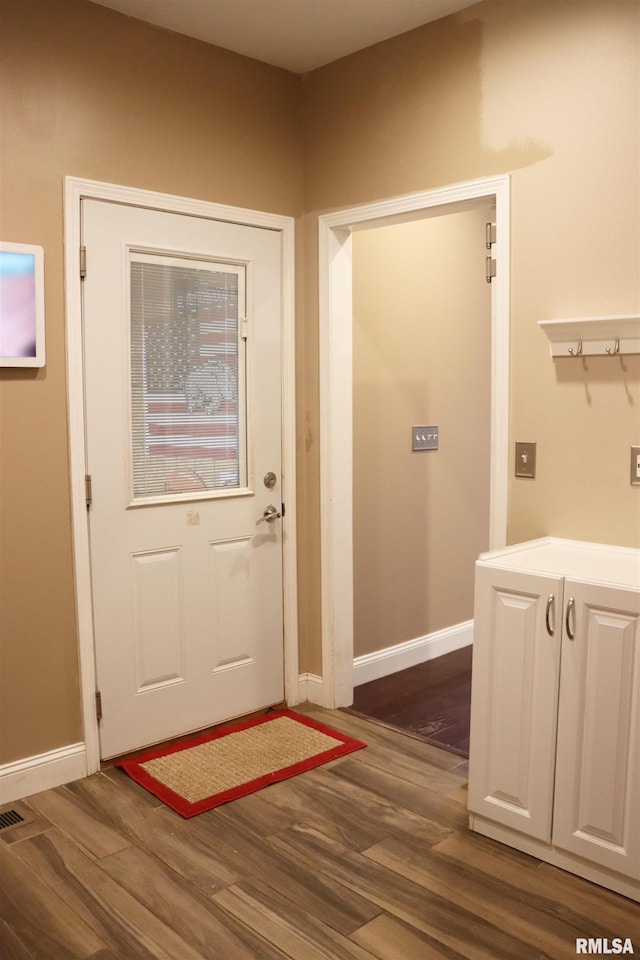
<box><xmin>0</xmin><ymin>240</ymin><xmax>45</xmax><ymax>367</ymax></box>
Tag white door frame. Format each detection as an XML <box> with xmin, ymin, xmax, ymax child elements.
<box><xmin>64</xmin><ymin>177</ymin><xmax>298</xmax><ymax>774</ymax></box>
<box><xmin>318</xmin><ymin>174</ymin><xmax>511</xmax><ymax>708</ymax></box>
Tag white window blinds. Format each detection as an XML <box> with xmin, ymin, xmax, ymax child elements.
<box><xmin>130</xmin><ymin>254</ymin><xmax>246</xmax><ymax>501</ymax></box>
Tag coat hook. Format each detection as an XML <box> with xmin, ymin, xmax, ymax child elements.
<box><xmin>568</xmin><ymin>339</ymin><xmax>583</xmax><ymax>356</ymax></box>
<box><xmin>605</xmin><ymin>338</ymin><xmax>620</xmax><ymax>355</ymax></box>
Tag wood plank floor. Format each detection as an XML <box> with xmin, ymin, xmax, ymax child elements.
<box><xmin>345</xmin><ymin>647</ymin><xmax>472</xmax><ymax>757</ymax></box>
<box><xmin>1</xmin><ymin>704</ymin><xmax>639</xmax><ymax>959</ymax></box>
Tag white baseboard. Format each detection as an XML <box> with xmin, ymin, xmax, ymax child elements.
<box><xmin>297</xmin><ymin>672</ymin><xmax>324</xmax><ymax>705</ymax></box>
<box><xmin>296</xmin><ymin>621</ymin><xmax>473</xmax><ymax>705</ymax></box>
<box><xmin>1</xmin><ymin>629</ymin><xmax>468</xmax><ymax>806</ymax></box>
<box><xmin>353</xmin><ymin>620</ymin><xmax>473</xmax><ymax>687</ymax></box>
<box><xmin>0</xmin><ymin>742</ymin><xmax>87</xmax><ymax>806</ymax></box>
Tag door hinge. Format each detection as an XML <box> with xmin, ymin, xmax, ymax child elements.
<box><xmin>486</xmin><ymin>256</ymin><xmax>497</xmax><ymax>284</ymax></box>
<box><xmin>240</xmin><ymin>317</ymin><xmax>248</xmax><ymax>340</ymax></box>
<box><xmin>85</xmin><ymin>473</ymin><xmax>92</xmax><ymax>508</ymax></box>
<box><xmin>485</xmin><ymin>222</ymin><xmax>496</xmax><ymax>283</ymax></box>
<box><xmin>485</xmin><ymin>221</ymin><xmax>496</xmax><ymax>249</ymax></box>
<box><xmin>95</xmin><ymin>690</ymin><xmax>103</xmax><ymax>722</ymax></box>
<box><xmin>80</xmin><ymin>245</ymin><xmax>87</xmax><ymax>280</ymax></box>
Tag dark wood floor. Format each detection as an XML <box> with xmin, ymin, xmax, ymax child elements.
<box><xmin>345</xmin><ymin>646</ymin><xmax>472</xmax><ymax>757</ymax></box>
<box><xmin>2</xmin><ymin>703</ymin><xmax>639</xmax><ymax>959</ymax></box>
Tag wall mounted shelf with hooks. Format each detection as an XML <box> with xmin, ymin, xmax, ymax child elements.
<box><xmin>538</xmin><ymin>315</ymin><xmax>640</xmax><ymax>358</ymax></box>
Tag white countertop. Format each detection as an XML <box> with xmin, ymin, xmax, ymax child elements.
<box><xmin>477</xmin><ymin>538</ymin><xmax>640</xmax><ymax>590</ymax></box>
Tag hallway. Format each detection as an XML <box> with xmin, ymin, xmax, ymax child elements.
<box><xmin>344</xmin><ymin>647</ymin><xmax>472</xmax><ymax>758</ymax></box>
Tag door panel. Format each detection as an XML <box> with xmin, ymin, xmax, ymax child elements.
<box><xmin>468</xmin><ymin>564</ymin><xmax>563</xmax><ymax>842</ymax></box>
<box><xmin>132</xmin><ymin>547</ymin><xmax>185</xmax><ymax>690</ymax></box>
<box><xmin>553</xmin><ymin>581</ymin><xmax>640</xmax><ymax>879</ymax></box>
<box><xmin>83</xmin><ymin>199</ymin><xmax>284</xmax><ymax>758</ymax></box>
<box><xmin>209</xmin><ymin>536</ymin><xmax>254</xmax><ymax>669</ymax></box>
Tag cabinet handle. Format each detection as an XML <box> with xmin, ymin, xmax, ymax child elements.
<box><xmin>545</xmin><ymin>593</ymin><xmax>555</xmax><ymax>636</ymax></box>
<box><xmin>565</xmin><ymin>597</ymin><xmax>575</xmax><ymax>640</ymax></box>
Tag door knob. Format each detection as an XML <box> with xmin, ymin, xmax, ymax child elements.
<box><xmin>256</xmin><ymin>504</ymin><xmax>281</xmax><ymax>525</ymax></box>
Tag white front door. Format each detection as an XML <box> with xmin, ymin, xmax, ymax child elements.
<box><xmin>83</xmin><ymin>199</ymin><xmax>285</xmax><ymax>759</ymax></box>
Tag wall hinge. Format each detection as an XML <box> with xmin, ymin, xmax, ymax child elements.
<box><xmin>485</xmin><ymin>221</ymin><xmax>496</xmax><ymax>249</ymax></box>
<box><xmin>95</xmin><ymin>690</ymin><xmax>103</xmax><ymax>722</ymax></box>
<box><xmin>80</xmin><ymin>245</ymin><xmax>87</xmax><ymax>279</ymax></box>
<box><xmin>85</xmin><ymin>473</ymin><xmax>92</xmax><ymax>508</ymax></box>
<box><xmin>486</xmin><ymin>256</ymin><xmax>497</xmax><ymax>283</ymax></box>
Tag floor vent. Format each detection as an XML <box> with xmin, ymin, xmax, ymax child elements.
<box><xmin>0</xmin><ymin>809</ymin><xmax>25</xmax><ymax>830</ymax></box>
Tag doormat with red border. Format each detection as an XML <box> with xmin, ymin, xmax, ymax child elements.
<box><xmin>115</xmin><ymin>710</ymin><xmax>366</xmax><ymax>818</ymax></box>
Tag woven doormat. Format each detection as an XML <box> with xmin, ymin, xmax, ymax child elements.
<box><xmin>116</xmin><ymin>710</ymin><xmax>366</xmax><ymax>818</ymax></box>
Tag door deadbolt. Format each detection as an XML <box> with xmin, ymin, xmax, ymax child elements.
<box><xmin>263</xmin><ymin>471</ymin><xmax>277</xmax><ymax>489</ymax></box>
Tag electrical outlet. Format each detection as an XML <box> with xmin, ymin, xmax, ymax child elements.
<box><xmin>631</xmin><ymin>446</ymin><xmax>640</xmax><ymax>486</ymax></box>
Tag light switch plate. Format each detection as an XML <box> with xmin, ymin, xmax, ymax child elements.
<box><xmin>515</xmin><ymin>441</ymin><xmax>536</xmax><ymax>478</ymax></box>
<box><xmin>631</xmin><ymin>446</ymin><xmax>640</xmax><ymax>486</ymax></box>
<box><xmin>413</xmin><ymin>425</ymin><xmax>439</xmax><ymax>451</ymax></box>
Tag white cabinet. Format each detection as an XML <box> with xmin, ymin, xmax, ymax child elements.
<box><xmin>554</xmin><ymin>578</ymin><xmax>640</xmax><ymax>879</ymax></box>
<box><xmin>469</xmin><ymin>564</ymin><xmax>563</xmax><ymax>843</ymax></box>
<box><xmin>468</xmin><ymin>539</ymin><xmax>640</xmax><ymax>902</ymax></box>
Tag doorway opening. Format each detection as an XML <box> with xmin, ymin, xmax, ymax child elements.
<box><xmin>346</xmin><ymin>646</ymin><xmax>473</xmax><ymax>756</ymax></box>
<box><xmin>318</xmin><ymin>175</ymin><xmax>510</xmax><ymax>713</ymax></box>
<box><xmin>346</xmin><ymin>205</ymin><xmax>493</xmax><ymax>755</ymax></box>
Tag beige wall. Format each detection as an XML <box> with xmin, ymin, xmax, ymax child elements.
<box><xmin>0</xmin><ymin>0</ymin><xmax>302</xmax><ymax>765</ymax></box>
<box><xmin>298</xmin><ymin>0</ymin><xmax>640</xmax><ymax>673</ymax></box>
<box><xmin>352</xmin><ymin>209</ymin><xmax>492</xmax><ymax>657</ymax></box>
<box><xmin>1</xmin><ymin>0</ymin><xmax>638</xmax><ymax>763</ymax></box>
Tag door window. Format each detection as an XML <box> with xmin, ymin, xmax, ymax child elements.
<box><xmin>129</xmin><ymin>252</ymin><xmax>247</xmax><ymax>503</ymax></box>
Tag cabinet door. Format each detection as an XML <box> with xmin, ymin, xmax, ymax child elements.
<box><xmin>553</xmin><ymin>580</ymin><xmax>640</xmax><ymax>880</ymax></box>
<box><xmin>468</xmin><ymin>564</ymin><xmax>562</xmax><ymax>841</ymax></box>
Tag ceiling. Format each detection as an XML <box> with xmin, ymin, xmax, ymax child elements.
<box><xmin>90</xmin><ymin>0</ymin><xmax>478</xmax><ymax>74</ymax></box>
